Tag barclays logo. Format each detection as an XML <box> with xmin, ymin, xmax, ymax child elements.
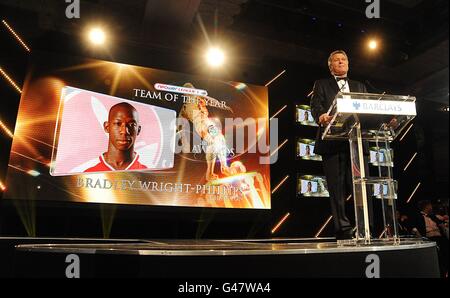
<box><xmin>353</xmin><ymin>102</ymin><xmax>361</xmax><ymax>111</ymax></box>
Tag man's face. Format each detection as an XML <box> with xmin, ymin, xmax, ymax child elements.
<box><xmin>104</xmin><ymin>105</ymin><xmax>141</xmax><ymax>151</ymax></box>
<box><xmin>330</xmin><ymin>53</ymin><xmax>349</xmax><ymax>76</ymax></box>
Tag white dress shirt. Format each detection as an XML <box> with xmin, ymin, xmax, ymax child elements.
<box><xmin>334</xmin><ymin>75</ymin><xmax>350</xmax><ymax>93</ymax></box>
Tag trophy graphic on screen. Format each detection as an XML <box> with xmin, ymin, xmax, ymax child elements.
<box><xmin>178</xmin><ymin>82</ymin><xmax>234</xmax><ymax>182</ymax></box>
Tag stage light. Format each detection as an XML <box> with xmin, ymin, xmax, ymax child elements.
<box><xmin>271</xmin><ymin>213</ymin><xmax>290</xmax><ymax>234</ymax></box>
<box><xmin>0</xmin><ymin>180</ymin><xmax>5</xmax><ymax>192</ymax></box>
<box><xmin>0</xmin><ymin>120</ymin><xmax>14</xmax><ymax>138</ymax></box>
<box><xmin>265</xmin><ymin>69</ymin><xmax>286</xmax><ymax>87</ymax></box>
<box><xmin>403</xmin><ymin>153</ymin><xmax>418</xmax><ymax>172</ymax></box>
<box><xmin>0</xmin><ymin>67</ymin><xmax>22</xmax><ymax>93</ymax></box>
<box><xmin>270</xmin><ymin>105</ymin><xmax>287</xmax><ymax>120</ymax></box>
<box><xmin>315</xmin><ymin>216</ymin><xmax>333</xmax><ymax>238</ymax></box>
<box><xmin>272</xmin><ymin>175</ymin><xmax>290</xmax><ymax>194</ymax></box>
<box><xmin>443</xmin><ymin>106</ymin><xmax>449</xmax><ymax>112</ymax></box>
<box><xmin>368</xmin><ymin>40</ymin><xmax>378</xmax><ymax>50</ymax></box>
<box><xmin>206</xmin><ymin>47</ymin><xmax>225</xmax><ymax>68</ymax></box>
<box><xmin>315</xmin><ymin>195</ymin><xmax>351</xmax><ymax>238</ymax></box>
<box><xmin>400</xmin><ymin>124</ymin><xmax>414</xmax><ymax>142</ymax></box>
<box><xmin>88</xmin><ymin>27</ymin><xmax>106</xmax><ymax>45</ymax></box>
<box><xmin>2</xmin><ymin>20</ymin><xmax>31</xmax><ymax>52</ymax></box>
<box><xmin>406</xmin><ymin>182</ymin><xmax>421</xmax><ymax>204</ymax></box>
<box><xmin>270</xmin><ymin>139</ymin><xmax>288</xmax><ymax>157</ymax></box>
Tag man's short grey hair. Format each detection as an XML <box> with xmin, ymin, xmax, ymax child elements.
<box><xmin>328</xmin><ymin>50</ymin><xmax>348</xmax><ymax>70</ymax></box>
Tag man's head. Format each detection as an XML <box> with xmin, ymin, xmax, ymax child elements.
<box><xmin>328</xmin><ymin>50</ymin><xmax>349</xmax><ymax>77</ymax></box>
<box><xmin>104</xmin><ymin>102</ymin><xmax>141</xmax><ymax>152</ymax></box>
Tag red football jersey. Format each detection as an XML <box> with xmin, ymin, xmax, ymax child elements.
<box><xmin>84</xmin><ymin>153</ymin><xmax>147</xmax><ymax>173</ymax></box>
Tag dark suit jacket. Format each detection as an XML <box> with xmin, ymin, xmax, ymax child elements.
<box><xmin>310</xmin><ymin>77</ymin><xmax>367</xmax><ymax>156</ymax></box>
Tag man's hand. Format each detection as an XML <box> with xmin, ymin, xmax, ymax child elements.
<box><xmin>387</xmin><ymin>117</ymin><xmax>399</xmax><ymax>130</ymax></box>
<box><xmin>319</xmin><ymin>113</ymin><xmax>333</xmax><ymax>126</ymax></box>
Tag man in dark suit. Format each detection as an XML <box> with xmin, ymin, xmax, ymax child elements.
<box><xmin>311</xmin><ymin>50</ymin><xmax>368</xmax><ymax>240</ymax></box>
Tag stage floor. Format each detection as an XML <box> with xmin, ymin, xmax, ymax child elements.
<box><xmin>14</xmin><ymin>237</ymin><xmax>437</xmax><ymax>256</ymax></box>
<box><xmin>5</xmin><ymin>237</ymin><xmax>441</xmax><ymax>278</ymax></box>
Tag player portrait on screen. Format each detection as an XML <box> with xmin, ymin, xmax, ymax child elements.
<box><xmin>85</xmin><ymin>102</ymin><xmax>148</xmax><ymax>172</ymax></box>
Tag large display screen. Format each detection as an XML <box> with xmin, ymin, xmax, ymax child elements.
<box><xmin>3</xmin><ymin>52</ymin><xmax>271</xmax><ymax>209</ymax></box>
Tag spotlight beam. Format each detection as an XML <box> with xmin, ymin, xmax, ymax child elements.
<box><xmin>195</xmin><ymin>14</ymin><xmax>211</xmax><ymax>45</ymax></box>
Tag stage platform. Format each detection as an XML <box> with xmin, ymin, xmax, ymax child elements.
<box><xmin>1</xmin><ymin>237</ymin><xmax>441</xmax><ymax>278</ymax></box>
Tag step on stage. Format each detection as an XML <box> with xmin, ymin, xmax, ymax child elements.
<box><xmin>1</xmin><ymin>237</ymin><xmax>440</xmax><ymax>278</ymax></box>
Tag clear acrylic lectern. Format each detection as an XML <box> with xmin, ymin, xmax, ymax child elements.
<box><xmin>323</xmin><ymin>92</ymin><xmax>417</xmax><ymax>244</ymax></box>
